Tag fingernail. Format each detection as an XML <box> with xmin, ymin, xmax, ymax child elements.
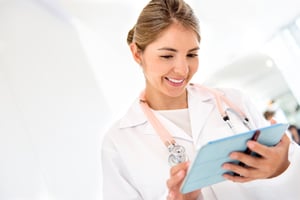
<box><xmin>177</xmin><ymin>170</ymin><xmax>184</xmax><ymax>177</ymax></box>
<box><xmin>186</xmin><ymin>161</ymin><xmax>190</xmax><ymax>167</ymax></box>
<box><xmin>222</xmin><ymin>164</ymin><xmax>229</xmax><ymax>170</ymax></box>
<box><xmin>168</xmin><ymin>191</ymin><xmax>174</xmax><ymax>198</ymax></box>
<box><xmin>222</xmin><ymin>173</ymin><xmax>230</xmax><ymax>180</ymax></box>
<box><xmin>248</xmin><ymin>141</ymin><xmax>255</xmax><ymax>148</ymax></box>
<box><xmin>230</xmin><ymin>153</ymin><xmax>238</xmax><ymax>159</ymax></box>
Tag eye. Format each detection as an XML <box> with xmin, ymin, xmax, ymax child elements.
<box><xmin>160</xmin><ymin>55</ymin><xmax>173</xmax><ymax>59</ymax></box>
<box><xmin>187</xmin><ymin>53</ymin><xmax>198</xmax><ymax>58</ymax></box>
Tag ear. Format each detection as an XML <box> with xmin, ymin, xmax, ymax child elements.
<box><xmin>129</xmin><ymin>43</ymin><xmax>142</xmax><ymax>65</ymax></box>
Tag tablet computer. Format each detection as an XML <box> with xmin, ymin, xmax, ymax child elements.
<box><xmin>180</xmin><ymin>123</ymin><xmax>289</xmax><ymax>194</ymax></box>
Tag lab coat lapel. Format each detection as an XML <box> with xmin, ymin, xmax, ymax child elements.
<box><xmin>119</xmin><ymin>85</ymin><xmax>216</xmax><ymax>144</ymax></box>
<box><xmin>187</xmin><ymin>86</ymin><xmax>215</xmax><ymax>146</ymax></box>
<box><xmin>149</xmin><ymin>85</ymin><xmax>216</xmax><ymax>142</ymax></box>
<box><xmin>119</xmin><ymin>99</ymin><xmax>192</xmax><ymax>142</ymax></box>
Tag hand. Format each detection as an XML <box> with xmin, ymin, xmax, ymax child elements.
<box><xmin>222</xmin><ymin>134</ymin><xmax>290</xmax><ymax>182</ymax></box>
<box><xmin>166</xmin><ymin>162</ymin><xmax>201</xmax><ymax>200</ymax></box>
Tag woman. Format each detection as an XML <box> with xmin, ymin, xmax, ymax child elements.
<box><xmin>101</xmin><ymin>0</ymin><xmax>300</xmax><ymax>199</ymax></box>
<box><xmin>288</xmin><ymin>125</ymin><xmax>300</xmax><ymax>144</ymax></box>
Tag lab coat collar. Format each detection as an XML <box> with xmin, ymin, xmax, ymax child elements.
<box><xmin>119</xmin><ymin>85</ymin><xmax>216</xmax><ymax>142</ymax></box>
<box><xmin>187</xmin><ymin>85</ymin><xmax>215</xmax><ymax>144</ymax></box>
<box><xmin>119</xmin><ymin>98</ymin><xmax>147</xmax><ymax>128</ymax></box>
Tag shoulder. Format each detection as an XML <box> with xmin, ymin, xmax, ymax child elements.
<box><xmin>102</xmin><ymin>119</ymin><xmax>122</xmax><ymax>150</ymax></box>
<box><xmin>188</xmin><ymin>83</ymin><xmax>246</xmax><ymax>103</ymax></box>
<box><xmin>218</xmin><ymin>87</ymin><xmax>247</xmax><ymax>101</ymax></box>
<box><xmin>102</xmin><ymin>98</ymin><xmax>147</xmax><ymax>148</ymax></box>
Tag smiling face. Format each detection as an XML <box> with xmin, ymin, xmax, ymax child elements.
<box><xmin>131</xmin><ymin>22</ymin><xmax>199</xmax><ymax>110</ymax></box>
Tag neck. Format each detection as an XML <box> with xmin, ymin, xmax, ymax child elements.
<box><xmin>144</xmin><ymin>89</ymin><xmax>188</xmax><ymax>110</ymax></box>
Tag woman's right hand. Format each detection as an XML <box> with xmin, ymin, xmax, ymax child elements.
<box><xmin>166</xmin><ymin>162</ymin><xmax>201</xmax><ymax>200</ymax></box>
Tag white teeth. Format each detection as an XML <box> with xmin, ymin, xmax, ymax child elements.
<box><xmin>167</xmin><ymin>77</ymin><xmax>184</xmax><ymax>83</ymax></box>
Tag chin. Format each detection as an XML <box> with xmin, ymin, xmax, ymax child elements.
<box><xmin>165</xmin><ymin>88</ymin><xmax>187</xmax><ymax>98</ymax></box>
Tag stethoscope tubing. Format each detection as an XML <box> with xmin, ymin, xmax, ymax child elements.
<box><xmin>140</xmin><ymin>84</ymin><xmax>253</xmax><ymax>166</ymax></box>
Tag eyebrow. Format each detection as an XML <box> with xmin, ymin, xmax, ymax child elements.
<box><xmin>157</xmin><ymin>47</ymin><xmax>200</xmax><ymax>52</ymax></box>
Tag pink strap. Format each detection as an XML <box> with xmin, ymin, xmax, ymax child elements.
<box><xmin>139</xmin><ymin>91</ymin><xmax>175</xmax><ymax>147</ymax></box>
<box><xmin>139</xmin><ymin>84</ymin><xmax>248</xmax><ymax>147</ymax></box>
<box><xmin>192</xmin><ymin>83</ymin><xmax>247</xmax><ymax>118</ymax></box>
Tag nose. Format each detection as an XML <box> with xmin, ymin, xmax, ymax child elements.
<box><xmin>173</xmin><ymin>57</ymin><xmax>189</xmax><ymax>75</ymax></box>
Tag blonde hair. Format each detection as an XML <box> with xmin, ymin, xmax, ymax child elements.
<box><xmin>127</xmin><ymin>0</ymin><xmax>200</xmax><ymax>51</ymax></box>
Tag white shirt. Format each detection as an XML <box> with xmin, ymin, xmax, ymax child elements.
<box><xmin>102</xmin><ymin>85</ymin><xmax>300</xmax><ymax>200</ymax></box>
<box><xmin>157</xmin><ymin>108</ymin><xmax>192</xmax><ymax>137</ymax></box>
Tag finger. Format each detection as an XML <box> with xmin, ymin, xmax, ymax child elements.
<box><xmin>245</xmin><ymin>140</ymin><xmax>269</xmax><ymax>158</ymax></box>
<box><xmin>229</xmin><ymin>151</ymin><xmax>262</xmax><ymax>169</ymax></box>
<box><xmin>170</xmin><ymin>161</ymin><xmax>190</xmax><ymax>176</ymax></box>
<box><xmin>222</xmin><ymin>162</ymin><xmax>260</xmax><ymax>179</ymax></box>
<box><xmin>277</xmin><ymin>134</ymin><xmax>290</xmax><ymax>148</ymax></box>
<box><xmin>223</xmin><ymin>172</ymin><xmax>253</xmax><ymax>183</ymax></box>
<box><xmin>167</xmin><ymin>162</ymin><xmax>190</xmax><ymax>193</ymax></box>
<box><xmin>246</xmin><ymin>133</ymin><xmax>289</xmax><ymax>158</ymax></box>
<box><xmin>166</xmin><ymin>169</ymin><xmax>186</xmax><ymax>190</ymax></box>
<box><xmin>167</xmin><ymin>191</ymin><xmax>175</xmax><ymax>200</ymax></box>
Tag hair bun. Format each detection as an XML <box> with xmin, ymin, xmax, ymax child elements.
<box><xmin>127</xmin><ymin>26</ymin><xmax>135</xmax><ymax>45</ymax></box>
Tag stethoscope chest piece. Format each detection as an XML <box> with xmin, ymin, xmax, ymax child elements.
<box><xmin>168</xmin><ymin>143</ymin><xmax>188</xmax><ymax>167</ymax></box>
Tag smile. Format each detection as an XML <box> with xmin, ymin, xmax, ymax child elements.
<box><xmin>165</xmin><ymin>77</ymin><xmax>185</xmax><ymax>85</ymax></box>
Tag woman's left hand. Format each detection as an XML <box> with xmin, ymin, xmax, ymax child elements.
<box><xmin>166</xmin><ymin>162</ymin><xmax>201</xmax><ymax>200</ymax></box>
<box><xmin>222</xmin><ymin>134</ymin><xmax>290</xmax><ymax>182</ymax></box>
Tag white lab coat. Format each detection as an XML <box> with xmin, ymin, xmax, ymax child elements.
<box><xmin>102</xmin><ymin>85</ymin><xmax>300</xmax><ymax>200</ymax></box>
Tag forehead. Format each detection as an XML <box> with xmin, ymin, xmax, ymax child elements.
<box><xmin>146</xmin><ymin>23</ymin><xmax>199</xmax><ymax>50</ymax></box>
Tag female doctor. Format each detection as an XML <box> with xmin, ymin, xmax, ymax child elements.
<box><xmin>101</xmin><ymin>0</ymin><xmax>300</xmax><ymax>199</ymax></box>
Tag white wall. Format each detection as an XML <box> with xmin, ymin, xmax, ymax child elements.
<box><xmin>0</xmin><ymin>1</ymin><xmax>109</xmax><ymax>199</ymax></box>
<box><xmin>261</xmin><ymin>29</ymin><xmax>300</xmax><ymax>104</ymax></box>
<box><xmin>1</xmin><ymin>0</ymin><xmax>300</xmax><ymax>199</ymax></box>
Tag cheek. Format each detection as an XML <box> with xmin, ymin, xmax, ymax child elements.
<box><xmin>142</xmin><ymin>63</ymin><xmax>163</xmax><ymax>81</ymax></box>
<box><xmin>189</xmin><ymin>60</ymin><xmax>199</xmax><ymax>74</ymax></box>
<box><xmin>144</xmin><ymin>59</ymin><xmax>171</xmax><ymax>75</ymax></box>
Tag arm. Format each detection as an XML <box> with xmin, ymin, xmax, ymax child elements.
<box><xmin>101</xmin><ymin>136</ymin><xmax>142</xmax><ymax>200</ymax></box>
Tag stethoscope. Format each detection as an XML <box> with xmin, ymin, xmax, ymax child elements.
<box><xmin>139</xmin><ymin>83</ymin><xmax>253</xmax><ymax>166</ymax></box>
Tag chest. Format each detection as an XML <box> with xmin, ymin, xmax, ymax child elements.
<box><xmin>195</xmin><ymin>107</ymin><xmax>251</xmax><ymax>149</ymax></box>
<box><xmin>115</xmin><ymin>106</ymin><xmax>252</xmax><ymax>198</ymax></box>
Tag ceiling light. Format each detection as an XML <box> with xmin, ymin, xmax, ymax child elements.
<box><xmin>265</xmin><ymin>59</ymin><xmax>274</xmax><ymax>68</ymax></box>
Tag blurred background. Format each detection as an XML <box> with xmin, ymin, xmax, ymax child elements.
<box><xmin>0</xmin><ymin>0</ymin><xmax>300</xmax><ymax>199</ymax></box>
